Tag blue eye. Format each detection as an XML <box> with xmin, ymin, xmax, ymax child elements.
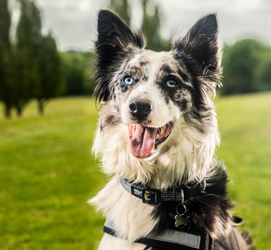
<box><xmin>123</xmin><ymin>76</ymin><xmax>134</xmax><ymax>85</ymax></box>
<box><xmin>166</xmin><ymin>80</ymin><xmax>177</xmax><ymax>87</ymax></box>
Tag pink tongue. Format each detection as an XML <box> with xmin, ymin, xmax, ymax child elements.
<box><xmin>129</xmin><ymin>124</ymin><xmax>158</xmax><ymax>158</ymax></box>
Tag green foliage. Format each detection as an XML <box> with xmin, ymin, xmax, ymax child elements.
<box><xmin>0</xmin><ymin>0</ymin><xmax>12</xmax><ymax>117</ymax></box>
<box><xmin>36</xmin><ymin>33</ymin><xmax>63</xmax><ymax>114</ymax></box>
<box><xmin>0</xmin><ymin>0</ymin><xmax>63</xmax><ymax>118</ymax></box>
<box><xmin>254</xmin><ymin>52</ymin><xmax>271</xmax><ymax>91</ymax></box>
<box><xmin>0</xmin><ymin>94</ymin><xmax>271</xmax><ymax>249</ymax></box>
<box><xmin>60</xmin><ymin>51</ymin><xmax>96</xmax><ymax>96</ymax></box>
<box><xmin>15</xmin><ymin>0</ymin><xmax>42</xmax><ymax>116</ymax></box>
<box><xmin>221</xmin><ymin>39</ymin><xmax>271</xmax><ymax>95</ymax></box>
<box><xmin>140</xmin><ymin>0</ymin><xmax>170</xmax><ymax>51</ymax></box>
<box><xmin>0</xmin><ymin>0</ymin><xmax>11</xmax><ymax>50</ymax></box>
<box><xmin>1</xmin><ymin>48</ymin><xmax>25</xmax><ymax>117</ymax></box>
<box><xmin>17</xmin><ymin>0</ymin><xmax>41</xmax><ymax>48</ymax></box>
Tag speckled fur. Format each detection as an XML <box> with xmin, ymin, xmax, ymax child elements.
<box><xmin>90</xmin><ymin>9</ymin><xmax>251</xmax><ymax>250</ymax></box>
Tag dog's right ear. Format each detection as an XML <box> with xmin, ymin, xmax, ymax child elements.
<box><xmin>96</xmin><ymin>10</ymin><xmax>145</xmax><ymax>53</ymax></box>
<box><xmin>94</xmin><ymin>10</ymin><xmax>145</xmax><ymax>102</ymax></box>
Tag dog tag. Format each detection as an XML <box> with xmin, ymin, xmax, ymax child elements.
<box><xmin>175</xmin><ymin>203</ymin><xmax>187</xmax><ymax>228</ymax></box>
<box><xmin>175</xmin><ymin>214</ymin><xmax>187</xmax><ymax>227</ymax></box>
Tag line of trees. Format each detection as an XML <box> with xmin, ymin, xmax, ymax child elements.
<box><xmin>0</xmin><ymin>0</ymin><xmax>63</xmax><ymax>118</ymax></box>
<box><xmin>1</xmin><ymin>0</ymin><xmax>271</xmax><ymax>118</ymax></box>
<box><xmin>221</xmin><ymin>39</ymin><xmax>271</xmax><ymax>95</ymax></box>
<box><xmin>0</xmin><ymin>0</ymin><xmax>169</xmax><ymax>118</ymax></box>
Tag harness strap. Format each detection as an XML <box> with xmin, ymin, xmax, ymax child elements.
<box><xmin>103</xmin><ymin>218</ymin><xmax>208</xmax><ymax>250</ymax></box>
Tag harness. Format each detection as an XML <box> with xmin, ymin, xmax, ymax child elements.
<box><xmin>103</xmin><ymin>176</ymin><xmax>248</xmax><ymax>250</ymax></box>
<box><xmin>104</xmin><ymin>217</ymin><xmax>211</xmax><ymax>250</ymax></box>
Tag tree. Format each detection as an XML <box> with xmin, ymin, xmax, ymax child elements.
<box><xmin>255</xmin><ymin>54</ymin><xmax>271</xmax><ymax>91</ymax></box>
<box><xmin>0</xmin><ymin>0</ymin><xmax>11</xmax><ymax>51</ymax></box>
<box><xmin>109</xmin><ymin>0</ymin><xmax>131</xmax><ymax>26</ymax></box>
<box><xmin>221</xmin><ymin>39</ymin><xmax>265</xmax><ymax>95</ymax></box>
<box><xmin>60</xmin><ymin>51</ymin><xmax>96</xmax><ymax>96</ymax></box>
<box><xmin>15</xmin><ymin>0</ymin><xmax>42</xmax><ymax>116</ymax></box>
<box><xmin>140</xmin><ymin>0</ymin><xmax>170</xmax><ymax>51</ymax></box>
<box><xmin>35</xmin><ymin>33</ymin><xmax>63</xmax><ymax>114</ymax></box>
<box><xmin>0</xmin><ymin>0</ymin><xmax>12</xmax><ymax>118</ymax></box>
<box><xmin>61</xmin><ymin>52</ymin><xmax>85</xmax><ymax>96</ymax></box>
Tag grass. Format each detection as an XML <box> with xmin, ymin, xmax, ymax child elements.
<box><xmin>216</xmin><ymin>92</ymin><xmax>271</xmax><ymax>249</ymax></box>
<box><xmin>0</xmin><ymin>98</ymin><xmax>106</xmax><ymax>250</ymax></box>
<box><xmin>0</xmin><ymin>93</ymin><xmax>271</xmax><ymax>249</ymax></box>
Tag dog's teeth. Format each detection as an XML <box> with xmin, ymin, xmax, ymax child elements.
<box><xmin>157</xmin><ymin>128</ymin><xmax>161</xmax><ymax>138</ymax></box>
<box><xmin>161</xmin><ymin>125</ymin><xmax>167</xmax><ymax>135</ymax></box>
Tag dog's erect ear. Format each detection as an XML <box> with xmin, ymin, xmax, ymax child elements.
<box><xmin>172</xmin><ymin>14</ymin><xmax>221</xmax><ymax>76</ymax></box>
<box><xmin>96</xmin><ymin>9</ymin><xmax>145</xmax><ymax>62</ymax></box>
<box><xmin>94</xmin><ymin>10</ymin><xmax>145</xmax><ymax>103</ymax></box>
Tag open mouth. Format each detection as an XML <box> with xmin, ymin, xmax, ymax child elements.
<box><xmin>128</xmin><ymin>122</ymin><xmax>174</xmax><ymax>159</ymax></box>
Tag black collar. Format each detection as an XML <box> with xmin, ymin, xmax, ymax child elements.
<box><xmin>120</xmin><ymin>177</ymin><xmax>206</xmax><ymax>205</ymax></box>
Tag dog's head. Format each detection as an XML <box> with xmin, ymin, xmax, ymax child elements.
<box><xmin>93</xmin><ymin>10</ymin><xmax>221</xmax><ymax>186</ymax></box>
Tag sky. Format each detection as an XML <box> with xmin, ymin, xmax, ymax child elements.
<box><xmin>14</xmin><ymin>0</ymin><xmax>271</xmax><ymax>51</ymax></box>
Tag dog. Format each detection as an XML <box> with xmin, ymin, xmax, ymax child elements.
<box><xmin>90</xmin><ymin>9</ymin><xmax>252</xmax><ymax>250</ymax></box>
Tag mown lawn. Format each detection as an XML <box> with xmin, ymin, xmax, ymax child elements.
<box><xmin>0</xmin><ymin>98</ymin><xmax>106</xmax><ymax>250</ymax></box>
<box><xmin>216</xmin><ymin>92</ymin><xmax>271</xmax><ymax>250</ymax></box>
<box><xmin>0</xmin><ymin>93</ymin><xmax>270</xmax><ymax>249</ymax></box>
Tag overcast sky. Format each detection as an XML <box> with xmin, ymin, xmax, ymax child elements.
<box><xmin>24</xmin><ymin>0</ymin><xmax>271</xmax><ymax>51</ymax></box>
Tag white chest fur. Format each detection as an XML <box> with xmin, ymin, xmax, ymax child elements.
<box><xmin>89</xmin><ymin>178</ymin><xmax>159</xmax><ymax>245</ymax></box>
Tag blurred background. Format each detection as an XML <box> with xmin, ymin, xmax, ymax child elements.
<box><xmin>0</xmin><ymin>0</ymin><xmax>271</xmax><ymax>249</ymax></box>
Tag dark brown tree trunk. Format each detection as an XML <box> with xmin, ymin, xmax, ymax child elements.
<box><xmin>4</xmin><ymin>105</ymin><xmax>11</xmax><ymax>118</ymax></box>
<box><xmin>38</xmin><ymin>100</ymin><xmax>44</xmax><ymax>115</ymax></box>
<box><xmin>16</xmin><ymin>106</ymin><xmax>22</xmax><ymax>117</ymax></box>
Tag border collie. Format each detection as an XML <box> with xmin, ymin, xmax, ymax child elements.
<box><xmin>90</xmin><ymin>9</ymin><xmax>252</xmax><ymax>250</ymax></box>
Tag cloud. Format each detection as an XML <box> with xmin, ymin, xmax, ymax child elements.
<box><xmin>158</xmin><ymin>0</ymin><xmax>271</xmax><ymax>45</ymax></box>
<box><xmin>36</xmin><ymin>0</ymin><xmax>109</xmax><ymax>51</ymax></box>
<box><xmin>35</xmin><ymin>0</ymin><xmax>271</xmax><ymax>51</ymax></box>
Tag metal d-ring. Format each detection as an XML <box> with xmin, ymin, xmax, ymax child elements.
<box><xmin>175</xmin><ymin>189</ymin><xmax>186</xmax><ymax>216</ymax></box>
<box><xmin>176</xmin><ymin>203</ymin><xmax>187</xmax><ymax>216</ymax></box>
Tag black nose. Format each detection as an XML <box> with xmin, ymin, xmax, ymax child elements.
<box><xmin>129</xmin><ymin>99</ymin><xmax>152</xmax><ymax>121</ymax></box>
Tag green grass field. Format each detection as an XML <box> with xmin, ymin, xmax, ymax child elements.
<box><xmin>0</xmin><ymin>93</ymin><xmax>271</xmax><ymax>249</ymax></box>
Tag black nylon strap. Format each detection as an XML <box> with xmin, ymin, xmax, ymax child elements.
<box><xmin>103</xmin><ymin>224</ymin><xmax>207</xmax><ymax>250</ymax></box>
<box><xmin>120</xmin><ymin>177</ymin><xmax>206</xmax><ymax>205</ymax></box>
<box><xmin>136</xmin><ymin>238</ymin><xmax>199</xmax><ymax>250</ymax></box>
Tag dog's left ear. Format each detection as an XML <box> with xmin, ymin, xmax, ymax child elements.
<box><xmin>172</xmin><ymin>14</ymin><xmax>221</xmax><ymax>79</ymax></box>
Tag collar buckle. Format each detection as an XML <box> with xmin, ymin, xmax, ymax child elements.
<box><xmin>141</xmin><ymin>188</ymin><xmax>161</xmax><ymax>205</ymax></box>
